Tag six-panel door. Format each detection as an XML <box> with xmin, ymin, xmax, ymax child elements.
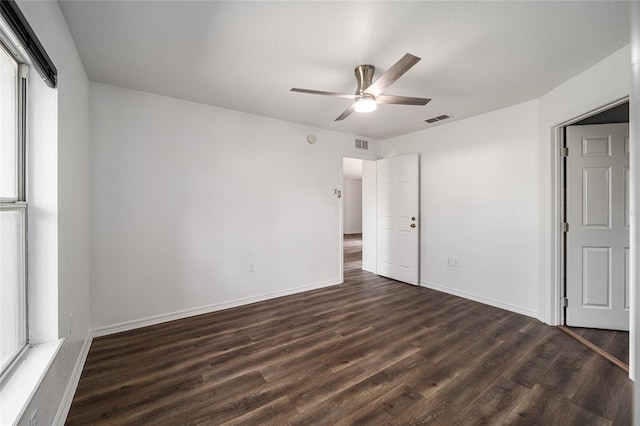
<box><xmin>566</xmin><ymin>123</ymin><xmax>629</xmax><ymax>331</ymax></box>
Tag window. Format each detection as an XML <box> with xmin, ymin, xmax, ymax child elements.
<box><xmin>0</xmin><ymin>41</ymin><xmax>27</xmax><ymax>377</ymax></box>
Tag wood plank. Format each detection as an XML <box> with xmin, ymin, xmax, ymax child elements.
<box><xmin>559</xmin><ymin>325</ymin><xmax>629</xmax><ymax>373</ymax></box>
<box><xmin>505</xmin><ymin>384</ymin><xmax>579</xmax><ymax>425</ymax></box>
<box><xmin>571</xmin><ymin>356</ymin><xmax>632</xmax><ymax>420</ymax></box>
<box><xmin>289</xmin><ymin>352</ymin><xmax>428</xmax><ymax>425</ymax></box>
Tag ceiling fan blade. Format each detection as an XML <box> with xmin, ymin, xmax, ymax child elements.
<box><xmin>291</xmin><ymin>88</ymin><xmax>356</xmax><ymax>99</ymax></box>
<box><xmin>335</xmin><ymin>103</ymin><xmax>356</xmax><ymax>121</ymax></box>
<box><xmin>376</xmin><ymin>94</ymin><xmax>431</xmax><ymax>106</ymax></box>
<box><xmin>364</xmin><ymin>53</ymin><xmax>421</xmax><ymax>97</ymax></box>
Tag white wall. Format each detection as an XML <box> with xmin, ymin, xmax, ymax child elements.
<box><xmin>343</xmin><ymin>178</ymin><xmax>362</xmax><ymax>234</ymax></box>
<box><xmin>26</xmin><ymin>54</ymin><xmax>58</xmax><ymax>345</ymax></box>
<box><xmin>381</xmin><ymin>44</ymin><xmax>631</xmax><ymax>324</ymax></box>
<box><xmin>383</xmin><ymin>101</ymin><xmax>540</xmax><ymax>317</ymax></box>
<box><xmin>537</xmin><ymin>45</ymin><xmax>631</xmax><ymax>325</ymax></box>
<box><xmin>90</xmin><ymin>83</ymin><xmax>379</xmax><ymax>332</ymax></box>
<box><xmin>631</xmin><ymin>0</ymin><xmax>640</xmax><ymax>406</ymax></box>
<box><xmin>15</xmin><ymin>1</ymin><xmax>91</xmax><ymax>424</ymax></box>
<box><xmin>362</xmin><ymin>160</ymin><xmax>377</xmax><ymax>273</ymax></box>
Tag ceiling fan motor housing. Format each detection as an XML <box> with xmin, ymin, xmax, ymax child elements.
<box><xmin>355</xmin><ymin>64</ymin><xmax>375</xmax><ymax>95</ymax></box>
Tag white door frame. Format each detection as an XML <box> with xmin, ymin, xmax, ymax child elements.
<box><xmin>551</xmin><ymin>97</ymin><xmax>630</xmax><ymax>368</ymax></box>
<box><xmin>552</xmin><ymin>97</ymin><xmax>629</xmax><ymax>326</ymax></box>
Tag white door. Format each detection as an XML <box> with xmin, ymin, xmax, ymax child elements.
<box><xmin>376</xmin><ymin>153</ymin><xmax>419</xmax><ymax>285</ymax></box>
<box><xmin>566</xmin><ymin>123</ymin><xmax>629</xmax><ymax>330</ymax></box>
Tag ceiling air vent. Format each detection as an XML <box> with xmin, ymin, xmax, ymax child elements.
<box><xmin>425</xmin><ymin>114</ymin><xmax>451</xmax><ymax>124</ymax></box>
<box><xmin>355</xmin><ymin>139</ymin><xmax>369</xmax><ymax>150</ymax></box>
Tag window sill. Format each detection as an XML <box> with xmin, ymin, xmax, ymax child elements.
<box><xmin>0</xmin><ymin>339</ymin><xmax>63</xmax><ymax>425</ymax></box>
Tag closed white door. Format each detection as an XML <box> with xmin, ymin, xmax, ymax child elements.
<box><xmin>566</xmin><ymin>123</ymin><xmax>629</xmax><ymax>331</ymax></box>
<box><xmin>376</xmin><ymin>153</ymin><xmax>419</xmax><ymax>285</ymax></box>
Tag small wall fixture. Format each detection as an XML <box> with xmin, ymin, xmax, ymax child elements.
<box><xmin>307</xmin><ymin>134</ymin><xmax>317</xmax><ymax>144</ymax></box>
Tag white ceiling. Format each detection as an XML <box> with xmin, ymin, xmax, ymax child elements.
<box><xmin>58</xmin><ymin>1</ymin><xmax>631</xmax><ymax>140</ymax></box>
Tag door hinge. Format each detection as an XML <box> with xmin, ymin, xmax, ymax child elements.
<box><xmin>561</xmin><ymin>297</ymin><xmax>568</xmax><ymax>307</ymax></box>
<box><xmin>562</xmin><ymin>222</ymin><xmax>569</xmax><ymax>232</ymax></box>
<box><xmin>562</xmin><ymin>147</ymin><xmax>569</xmax><ymax>157</ymax></box>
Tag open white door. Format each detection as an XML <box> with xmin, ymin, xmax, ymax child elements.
<box><xmin>376</xmin><ymin>153</ymin><xmax>419</xmax><ymax>285</ymax></box>
<box><xmin>566</xmin><ymin>123</ymin><xmax>630</xmax><ymax>330</ymax></box>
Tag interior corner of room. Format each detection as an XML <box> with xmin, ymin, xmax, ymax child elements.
<box><xmin>1</xmin><ymin>0</ymin><xmax>639</xmax><ymax>424</ymax></box>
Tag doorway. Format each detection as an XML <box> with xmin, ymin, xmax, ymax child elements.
<box><xmin>342</xmin><ymin>157</ymin><xmax>364</xmax><ymax>276</ymax></box>
<box><xmin>341</xmin><ymin>156</ymin><xmax>377</xmax><ymax>281</ymax></box>
<box><xmin>340</xmin><ymin>154</ymin><xmax>420</xmax><ymax>284</ymax></box>
<box><xmin>559</xmin><ymin>100</ymin><xmax>630</xmax><ymax>370</ymax></box>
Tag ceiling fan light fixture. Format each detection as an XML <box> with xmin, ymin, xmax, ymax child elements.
<box><xmin>291</xmin><ymin>54</ymin><xmax>425</xmax><ymax>121</ymax></box>
<box><xmin>354</xmin><ymin>94</ymin><xmax>377</xmax><ymax>113</ymax></box>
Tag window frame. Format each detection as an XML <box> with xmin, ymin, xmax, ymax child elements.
<box><xmin>0</xmin><ymin>39</ymin><xmax>29</xmax><ymax>380</ymax></box>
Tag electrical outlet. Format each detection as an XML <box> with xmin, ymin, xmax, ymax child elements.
<box><xmin>453</xmin><ymin>257</ymin><xmax>460</xmax><ymax>267</ymax></box>
<box><xmin>28</xmin><ymin>410</ymin><xmax>37</xmax><ymax>426</ymax></box>
<box><xmin>248</xmin><ymin>262</ymin><xmax>255</xmax><ymax>272</ymax></box>
<box><xmin>446</xmin><ymin>257</ymin><xmax>453</xmax><ymax>266</ymax></box>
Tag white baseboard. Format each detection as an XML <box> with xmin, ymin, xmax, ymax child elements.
<box><xmin>420</xmin><ymin>280</ymin><xmax>539</xmax><ymax>319</ymax></box>
<box><xmin>53</xmin><ymin>333</ymin><xmax>93</xmax><ymax>426</ymax></box>
<box><xmin>92</xmin><ymin>279</ymin><xmax>342</xmax><ymax>338</ymax></box>
<box><xmin>537</xmin><ymin>314</ymin><xmax>550</xmax><ymax>325</ymax></box>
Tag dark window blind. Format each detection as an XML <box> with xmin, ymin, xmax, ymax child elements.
<box><xmin>0</xmin><ymin>0</ymin><xmax>57</xmax><ymax>88</ymax></box>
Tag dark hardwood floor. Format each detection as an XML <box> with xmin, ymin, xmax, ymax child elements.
<box><xmin>567</xmin><ymin>326</ymin><xmax>629</xmax><ymax>366</ymax></box>
<box><xmin>343</xmin><ymin>233</ymin><xmax>362</xmax><ymax>274</ymax></box>
<box><xmin>66</xmin><ymin>235</ymin><xmax>631</xmax><ymax>425</ymax></box>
